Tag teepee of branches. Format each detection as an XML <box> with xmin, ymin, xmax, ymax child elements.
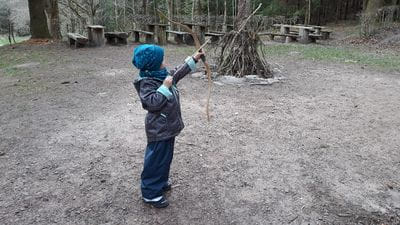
<box><xmin>216</xmin><ymin>2</ymin><xmax>272</xmax><ymax>78</ymax></box>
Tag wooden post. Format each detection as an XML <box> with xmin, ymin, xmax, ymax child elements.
<box><xmin>87</xmin><ymin>25</ymin><xmax>105</xmax><ymax>47</ymax></box>
<box><xmin>147</xmin><ymin>24</ymin><xmax>155</xmax><ymax>43</ymax></box>
<box><xmin>199</xmin><ymin>25</ymin><xmax>206</xmax><ymax>44</ymax></box>
<box><xmin>156</xmin><ymin>24</ymin><xmax>167</xmax><ymax>45</ymax></box>
<box><xmin>280</xmin><ymin>26</ymin><xmax>290</xmax><ymax>34</ymax></box>
<box><xmin>268</xmin><ymin>34</ymin><xmax>274</xmax><ymax>40</ymax></box>
<box><xmin>280</xmin><ymin>26</ymin><xmax>290</xmax><ymax>42</ymax></box>
<box><xmin>134</xmin><ymin>31</ymin><xmax>140</xmax><ymax>42</ymax></box>
<box><xmin>299</xmin><ymin>27</ymin><xmax>311</xmax><ymax>44</ymax></box>
<box><xmin>314</xmin><ymin>27</ymin><xmax>322</xmax><ymax>35</ymax></box>
<box><xmin>285</xmin><ymin>36</ymin><xmax>294</xmax><ymax>43</ymax></box>
<box><xmin>174</xmin><ymin>34</ymin><xmax>184</xmax><ymax>44</ymax></box>
<box><xmin>183</xmin><ymin>23</ymin><xmax>195</xmax><ymax>45</ymax></box>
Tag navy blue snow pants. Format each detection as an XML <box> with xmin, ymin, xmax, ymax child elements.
<box><xmin>141</xmin><ymin>137</ymin><xmax>175</xmax><ymax>199</ymax></box>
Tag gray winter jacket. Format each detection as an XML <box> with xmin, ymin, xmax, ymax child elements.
<box><xmin>134</xmin><ymin>57</ymin><xmax>197</xmax><ymax>142</ymax></box>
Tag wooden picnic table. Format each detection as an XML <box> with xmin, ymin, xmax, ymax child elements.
<box><xmin>182</xmin><ymin>23</ymin><xmax>207</xmax><ymax>45</ymax></box>
<box><xmin>87</xmin><ymin>25</ymin><xmax>105</xmax><ymax>47</ymax></box>
<box><xmin>273</xmin><ymin>24</ymin><xmax>320</xmax><ymax>43</ymax></box>
<box><xmin>147</xmin><ymin>23</ymin><xmax>169</xmax><ymax>45</ymax></box>
<box><xmin>296</xmin><ymin>24</ymin><xmax>326</xmax><ymax>34</ymax></box>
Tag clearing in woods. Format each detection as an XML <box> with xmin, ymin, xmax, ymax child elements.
<box><xmin>0</xmin><ymin>32</ymin><xmax>399</xmax><ymax>224</ymax></box>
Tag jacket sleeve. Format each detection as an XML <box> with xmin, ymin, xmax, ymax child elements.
<box><xmin>139</xmin><ymin>80</ymin><xmax>172</xmax><ymax>112</ymax></box>
<box><xmin>172</xmin><ymin>56</ymin><xmax>197</xmax><ymax>85</ymax></box>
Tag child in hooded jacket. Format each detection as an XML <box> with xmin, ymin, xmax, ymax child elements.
<box><xmin>132</xmin><ymin>44</ymin><xmax>204</xmax><ymax>208</ymax></box>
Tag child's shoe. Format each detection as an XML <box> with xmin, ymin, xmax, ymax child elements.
<box><xmin>142</xmin><ymin>196</ymin><xmax>169</xmax><ymax>208</ymax></box>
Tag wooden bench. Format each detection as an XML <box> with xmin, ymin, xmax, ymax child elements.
<box><xmin>259</xmin><ymin>32</ymin><xmax>299</xmax><ymax>43</ymax></box>
<box><xmin>67</xmin><ymin>33</ymin><xmax>89</xmax><ymax>48</ymax></box>
<box><xmin>321</xmin><ymin>30</ymin><xmax>332</xmax><ymax>40</ymax></box>
<box><xmin>132</xmin><ymin>29</ymin><xmax>155</xmax><ymax>43</ymax></box>
<box><xmin>105</xmin><ymin>32</ymin><xmax>129</xmax><ymax>45</ymax></box>
<box><xmin>205</xmin><ymin>32</ymin><xmax>224</xmax><ymax>43</ymax></box>
<box><xmin>166</xmin><ymin>30</ymin><xmax>188</xmax><ymax>44</ymax></box>
<box><xmin>309</xmin><ymin>34</ymin><xmax>323</xmax><ymax>43</ymax></box>
<box><xmin>87</xmin><ymin>25</ymin><xmax>105</xmax><ymax>47</ymax></box>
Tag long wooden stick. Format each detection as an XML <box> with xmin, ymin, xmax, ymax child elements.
<box><xmin>157</xmin><ymin>9</ymin><xmax>213</xmax><ymax>121</ymax></box>
<box><xmin>237</xmin><ymin>3</ymin><xmax>263</xmax><ymax>33</ymax></box>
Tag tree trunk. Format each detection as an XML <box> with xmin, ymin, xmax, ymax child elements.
<box><xmin>235</xmin><ymin>0</ymin><xmax>251</xmax><ymax>29</ymax></box>
<box><xmin>45</xmin><ymin>0</ymin><xmax>61</xmax><ymax>40</ymax></box>
<box><xmin>365</xmin><ymin>0</ymin><xmax>384</xmax><ymax>13</ymax></box>
<box><xmin>132</xmin><ymin>0</ymin><xmax>135</xmax><ymax>15</ymax></box>
<box><xmin>167</xmin><ymin>0</ymin><xmax>176</xmax><ymax>30</ymax></box>
<box><xmin>207</xmin><ymin>0</ymin><xmax>210</xmax><ymax>28</ymax></box>
<box><xmin>344</xmin><ymin>0</ymin><xmax>349</xmax><ymax>20</ymax></box>
<box><xmin>363</xmin><ymin>0</ymin><xmax>369</xmax><ymax>10</ymax></box>
<box><xmin>114</xmin><ymin>0</ymin><xmax>118</xmax><ymax>31</ymax></box>
<box><xmin>28</xmin><ymin>0</ymin><xmax>52</xmax><ymax>39</ymax></box>
<box><xmin>215</xmin><ymin>0</ymin><xmax>219</xmax><ymax>30</ymax></box>
<box><xmin>142</xmin><ymin>0</ymin><xmax>147</xmax><ymax>15</ymax></box>
<box><xmin>223</xmin><ymin>0</ymin><xmax>227</xmax><ymax>32</ymax></box>
<box><xmin>361</xmin><ymin>0</ymin><xmax>385</xmax><ymax>36</ymax></box>
<box><xmin>306</xmin><ymin>0</ymin><xmax>312</xmax><ymax>25</ymax></box>
<box><xmin>191</xmin><ymin>0</ymin><xmax>195</xmax><ymax>21</ymax></box>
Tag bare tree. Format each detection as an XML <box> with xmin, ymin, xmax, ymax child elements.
<box><xmin>45</xmin><ymin>0</ymin><xmax>62</xmax><ymax>39</ymax></box>
<box><xmin>361</xmin><ymin>0</ymin><xmax>385</xmax><ymax>36</ymax></box>
<box><xmin>28</xmin><ymin>0</ymin><xmax>52</xmax><ymax>38</ymax></box>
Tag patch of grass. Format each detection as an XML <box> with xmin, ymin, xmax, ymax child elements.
<box><xmin>2</xmin><ymin>67</ymin><xmax>22</xmax><ymax>76</ymax></box>
<box><xmin>0</xmin><ymin>45</ymin><xmax>49</xmax><ymax>76</ymax></box>
<box><xmin>0</xmin><ymin>51</ymin><xmax>46</xmax><ymax>69</ymax></box>
<box><xmin>0</xmin><ymin>36</ymin><xmax>30</xmax><ymax>47</ymax></box>
<box><xmin>263</xmin><ymin>44</ymin><xmax>400</xmax><ymax>71</ymax></box>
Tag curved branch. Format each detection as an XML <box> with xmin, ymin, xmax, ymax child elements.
<box><xmin>157</xmin><ymin>9</ymin><xmax>213</xmax><ymax>122</ymax></box>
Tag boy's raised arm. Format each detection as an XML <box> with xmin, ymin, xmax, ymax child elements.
<box><xmin>171</xmin><ymin>57</ymin><xmax>196</xmax><ymax>85</ymax></box>
<box><xmin>172</xmin><ymin>52</ymin><xmax>205</xmax><ymax>85</ymax></box>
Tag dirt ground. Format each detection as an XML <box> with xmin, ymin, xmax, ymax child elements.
<box><xmin>0</xmin><ymin>40</ymin><xmax>399</xmax><ymax>225</ymax></box>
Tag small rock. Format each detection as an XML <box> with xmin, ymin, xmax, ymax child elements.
<box><xmin>218</xmin><ymin>76</ymin><xmax>245</xmax><ymax>85</ymax></box>
<box><xmin>245</xmin><ymin>75</ymin><xmax>258</xmax><ymax>79</ymax></box>
<box><xmin>61</xmin><ymin>81</ymin><xmax>70</xmax><ymax>85</ymax></box>
<box><xmin>319</xmin><ymin>144</ymin><xmax>330</xmax><ymax>149</ymax></box>
<box><xmin>284</xmin><ymin>187</ymin><xmax>290</xmax><ymax>193</ymax></box>
<box><xmin>191</xmin><ymin>72</ymin><xmax>204</xmax><ymax>78</ymax></box>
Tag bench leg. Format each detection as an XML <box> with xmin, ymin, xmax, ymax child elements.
<box><xmin>184</xmin><ymin>34</ymin><xmax>194</xmax><ymax>45</ymax></box>
<box><xmin>322</xmin><ymin>33</ymin><xmax>330</xmax><ymax>40</ymax></box>
<box><xmin>145</xmin><ymin>34</ymin><xmax>154</xmax><ymax>43</ymax></box>
<box><xmin>285</xmin><ymin>36</ymin><xmax>295</xmax><ymax>43</ymax></box>
<box><xmin>106</xmin><ymin>37</ymin><xmax>116</xmax><ymax>45</ymax></box>
<box><xmin>134</xmin><ymin>32</ymin><xmax>140</xmax><ymax>42</ymax></box>
<box><xmin>69</xmin><ymin>38</ymin><xmax>75</xmax><ymax>47</ymax></box>
<box><xmin>310</xmin><ymin>37</ymin><xmax>317</xmax><ymax>43</ymax></box>
<box><xmin>299</xmin><ymin>29</ymin><xmax>311</xmax><ymax>44</ymax></box>
<box><xmin>117</xmin><ymin>37</ymin><xmax>127</xmax><ymax>45</ymax></box>
<box><xmin>175</xmin><ymin>34</ymin><xmax>183</xmax><ymax>44</ymax></box>
<box><xmin>210</xmin><ymin>36</ymin><xmax>219</xmax><ymax>43</ymax></box>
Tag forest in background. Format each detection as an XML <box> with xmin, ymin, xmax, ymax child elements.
<box><xmin>0</xmin><ymin>0</ymin><xmax>399</xmax><ymax>43</ymax></box>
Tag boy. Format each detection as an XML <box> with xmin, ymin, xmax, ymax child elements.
<box><xmin>132</xmin><ymin>44</ymin><xmax>204</xmax><ymax>208</ymax></box>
